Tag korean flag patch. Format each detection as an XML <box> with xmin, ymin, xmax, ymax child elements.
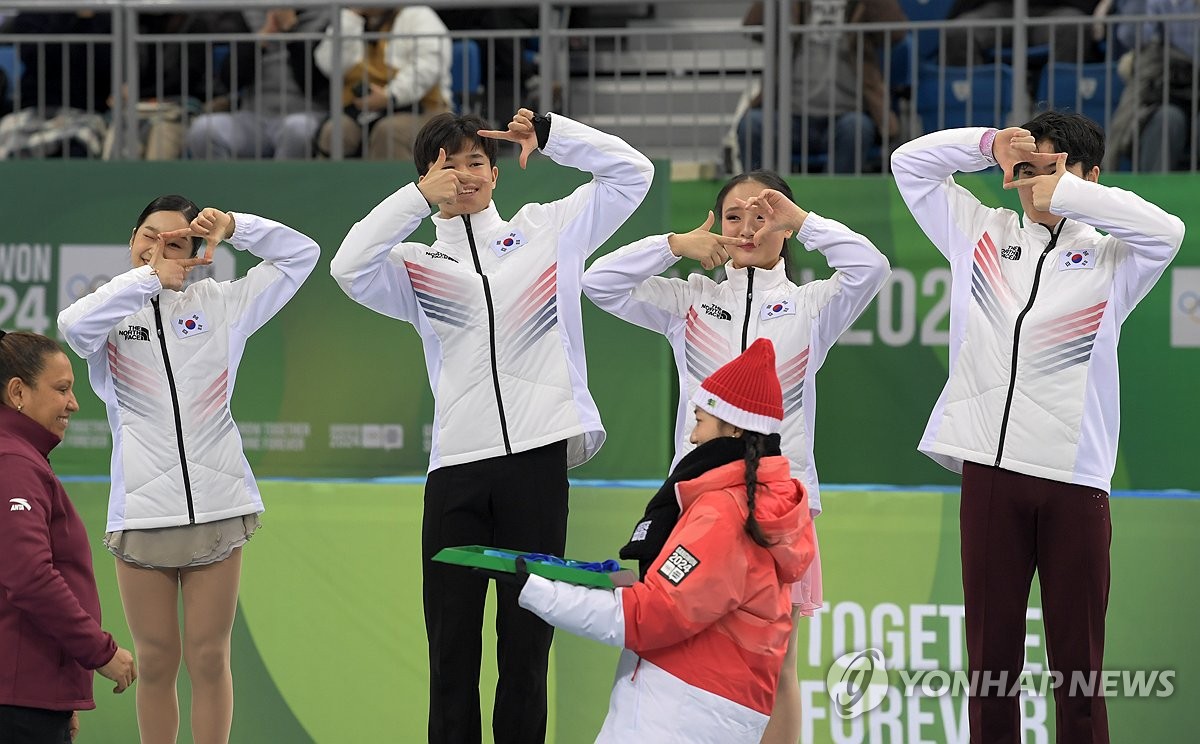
<box><xmin>760</xmin><ymin>299</ymin><xmax>796</xmax><ymax>321</ymax></box>
<box><xmin>173</xmin><ymin>311</ymin><xmax>209</xmax><ymax>339</ymax></box>
<box><xmin>1059</xmin><ymin>249</ymin><xmax>1094</xmax><ymax>271</ymax></box>
<box><xmin>492</xmin><ymin>229</ymin><xmax>526</xmax><ymax>258</ymax></box>
<box><xmin>658</xmin><ymin>545</ymin><xmax>700</xmax><ymax>586</ymax></box>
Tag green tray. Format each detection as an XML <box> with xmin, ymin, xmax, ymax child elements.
<box><xmin>433</xmin><ymin>545</ymin><xmax>637</xmax><ymax>589</ymax></box>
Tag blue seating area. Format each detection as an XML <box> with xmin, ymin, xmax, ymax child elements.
<box><xmin>449</xmin><ymin>39</ymin><xmax>482</xmax><ymax>114</ymax></box>
<box><xmin>1036</xmin><ymin>61</ymin><xmax>1125</xmax><ymax>130</ymax></box>
<box><xmin>0</xmin><ymin>44</ymin><xmax>19</xmax><ymax>99</ymax></box>
<box><xmin>0</xmin><ymin>5</ymin><xmax>1169</xmax><ymax>170</ymax></box>
<box><xmin>894</xmin><ymin>0</ymin><xmax>1127</xmax><ymax>142</ymax></box>
<box><xmin>898</xmin><ymin>0</ymin><xmax>957</xmax><ymax>61</ymax></box>
<box><xmin>916</xmin><ymin>62</ymin><xmax>1015</xmax><ymax>133</ymax></box>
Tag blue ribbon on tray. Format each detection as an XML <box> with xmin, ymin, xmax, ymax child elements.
<box><xmin>483</xmin><ymin>549</ymin><xmax>621</xmax><ymax>574</ymax></box>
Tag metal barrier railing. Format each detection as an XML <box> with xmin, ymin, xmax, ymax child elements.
<box><xmin>0</xmin><ymin>0</ymin><xmax>1197</xmax><ymax>174</ymax></box>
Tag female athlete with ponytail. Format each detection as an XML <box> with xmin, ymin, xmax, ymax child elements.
<box><xmin>512</xmin><ymin>339</ymin><xmax>816</xmax><ymax>742</ymax></box>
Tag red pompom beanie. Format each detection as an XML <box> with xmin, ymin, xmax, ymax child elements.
<box><xmin>689</xmin><ymin>338</ymin><xmax>784</xmax><ymax>434</ymax></box>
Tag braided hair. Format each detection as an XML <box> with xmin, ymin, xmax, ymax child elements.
<box><xmin>741</xmin><ymin>430</ymin><xmax>774</xmax><ymax>548</ymax></box>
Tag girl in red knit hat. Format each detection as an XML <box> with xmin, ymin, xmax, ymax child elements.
<box><xmin>515</xmin><ymin>339</ymin><xmax>816</xmax><ymax>743</ymax></box>
<box><xmin>582</xmin><ymin>170</ymin><xmax>890</xmax><ymax>740</ymax></box>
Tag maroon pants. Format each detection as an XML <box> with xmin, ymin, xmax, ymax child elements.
<box><xmin>960</xmin><ymin>462</ymin><xmax>1111</xmax><ymax>744</ymax></box>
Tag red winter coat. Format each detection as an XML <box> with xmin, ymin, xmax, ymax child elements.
<box><xmin>520</xmin><ymin>455</ymin><xmax>815</xmax><ymax>742</ymax></box>
<box><xmin>623</xmin><ymin>455</ymin><xmax>815</xmax><ymax>716</ymax></box>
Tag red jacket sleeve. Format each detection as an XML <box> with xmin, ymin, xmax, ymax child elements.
<box><xmin>621</xmin><ymin>493</ymin><xmax>748</xmax><ymax>652</ymax></box>
<box><xmin>0</xmin><ymin>455</ymin><xmax>116</xmax><ymax>669</ymax></box>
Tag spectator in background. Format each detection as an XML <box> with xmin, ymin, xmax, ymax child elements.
<box><xmin>313</xmin><ymin>6</ymin><xmax>451</xmax><ymax>160</ymax></box>
<box><xmin>736</xmin><ymin>0</ymin><xmax>907</xmax><ymax>174</ymax></box>
<box><xmin>185</xmin><ymin>8</ymin><xmax>332</xmax><ymax>159</ymax></box>
<box><xmin>105</xmin><ymin>11</ymin><xmax>246</xmax><ymax>160</ymax></box>
<box><xmin>0</xmin><ymin>14</ymin><xmax>14</xmax><ymax>118</ymax></box>
<box><xmin>0</xmin><ymin>11</ymin><xmax>112</xmax><ymax>159</ymax></box>
<box><xmin>1106</xmin><ymin>0</ymin><xmax>1200</xmax><ymax>171</ymax></box>
<box><xmin>943</xmin><ymin>0</ymin><xmax>1101</xmax><ymax>65</ymax></box>
<box><xmin>438</xmin><ymin>7</ymin><xmax>539</xmax><ymax>122</ymax></box>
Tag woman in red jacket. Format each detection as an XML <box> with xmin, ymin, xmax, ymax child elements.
<box><xmin>0</xmin><ymin>330</ymin><xmax>136</xmax><ymax>743</ymax></box>
<box><xmin>517</xmin><ymin>339</ymin><xmax>816</xmax><ymax>743</ymax></box>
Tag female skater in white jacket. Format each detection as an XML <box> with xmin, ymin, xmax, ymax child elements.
<box><xmin>582</xmin><ymin>171</ymin><xmax>889</xmax><ymax>742</ymax></box>
<box><xmin>58</xmin><ymin>195</ymin><xmax>318</xmax><ymax>744</ymax></box>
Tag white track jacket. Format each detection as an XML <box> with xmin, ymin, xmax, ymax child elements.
<box><xmin>330</xmin><ymin>114</ymin><xmax>654</xmax><ymax>471</ymax></box>
<box><xmin>58</xmin><ymin>214</ymin><xmax>319</xmax><ymax>531</ymax></box>
<box><xmin>581</xmin><ymin>216</ymin><xmax>890</xmax><ymax>512</ymax></box>
<box><xmin>892</xmin><ymin>128</ymin><xmax>1184</xmax><ymax>491</ymax></box>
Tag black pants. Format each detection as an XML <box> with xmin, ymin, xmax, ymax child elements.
<box><xmin>422</xmin><ymin>441</ymin><xmax>569</xmax><ymax>744</ymax></box>
<box><xmin>0</xmin><ymin>705</ymin><xmax>71</xmax><ymax>744</ymax></box>
<box><xmin>960</xmin><ymin>462</ymin><xmax>1111</xmax><ymax>744</ymax></box>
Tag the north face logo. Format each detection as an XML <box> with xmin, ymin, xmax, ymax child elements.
<box><xmin>1001</xmin><ymin>245</ymin><xmax>1022</xmax><ymax>261</ymax></box>
<box><xmin>425</xmin><ymin>250</ymin><xmax>458</xmax><ymax>263</ymax></box>
<box><xmin>119</xmin><ymin>325</ymin><xmax>150</xmax><ymax>341</ymax></box>
<box><xmin>701</xmin><ymin>303</ymin><xmax>732</xmax><ymax>321</ymax></box>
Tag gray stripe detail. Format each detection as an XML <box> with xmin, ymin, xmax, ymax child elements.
<box><xmin>684</xmin><ymin>347</ymin><xmax>717</xmax><ymax>381</ymax></box>
<box><xmin>112</xmin><ymin>379</ymin><xmax>154</xmax><ymax>417</ymax></box>
<box><xmin>971</xmin><ymin>267</ymin><xmax>1005</xmax><ymax>329</ymax></box>
<box><xmin>1031</xmin><ymin>333</ymin><xmax>1098</xmax><ymax>369</ymax></box>
<box><xmin>414</xmin><ymin>290</ymin><xmax>471</xmax><ymax>323</ymax></box>
<box><xmin>510</xmin><ymin>300</ymin><xmax>558</xmax><ymax>357</ymax></box>
<box><xmin>190</xmin><ymin>415</ymin><xmax>238</xmax><ymax>453</ymax></box>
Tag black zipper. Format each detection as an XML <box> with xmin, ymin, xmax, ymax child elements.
<box><xmin>463</xmin><ymin>215</ymin><xmax>512</xmax><ymax>455</ymax></box>
<box><xmin>740</xmin><ymin>266</ymin><xmax>756</xmax><ymax>351</ymax></box>
<box><xmin>151</xmin><ymin>297</ymin><xmax>196</xmax><ymax>523</ymax></box>
<box><xmin>994</xmin><ymin>221</ymin><xmax>1066</xmax><ymax>467</ymax></box>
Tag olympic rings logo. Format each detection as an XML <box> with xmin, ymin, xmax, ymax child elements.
<box><xmin>1178</xmin><ymin>291</ymin><xmax>1200</xmax><ymax>322</ymax></box>
<box><xmin>67</xmin><ymin>274</ymin><xmax>114</xmax><ymax>302</ymax></box>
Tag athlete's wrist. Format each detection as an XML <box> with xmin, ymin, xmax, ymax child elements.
<box><xmin>980</xmin><ymin>129</ymin><xmax>999</xmax><ymax>165</ymax></box>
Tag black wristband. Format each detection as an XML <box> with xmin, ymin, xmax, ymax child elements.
<box><xmin>532</xmin><ymin>113</ymin><xmax>552</xmax><ymax>151</ymax></box>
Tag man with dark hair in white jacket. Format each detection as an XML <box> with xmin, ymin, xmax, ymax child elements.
<box><xmin>892</xmin><ymin>111</ymin><xmax>1184</xmax><ymax>744</ymax></box>
<box><xmin>331</xmin><ymin>108</ymin><xmax>652</xmax><ymax>744</ymax></box>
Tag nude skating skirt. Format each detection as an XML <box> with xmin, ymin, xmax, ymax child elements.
<box><xmin>104</xmin><ymin>513</ymin><xmax>260</xmax><ymax>569</ymax></box>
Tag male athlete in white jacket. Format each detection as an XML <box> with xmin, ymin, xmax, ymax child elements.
<box><xmin>331</xmin><ymin>108</ymin><xmax>653</xmax><ymax>744</ymax></box>
<box><xmin>892</xmin><ymin>111</ymin><xmax>1184</xmax><ymax>744</ymax></box>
